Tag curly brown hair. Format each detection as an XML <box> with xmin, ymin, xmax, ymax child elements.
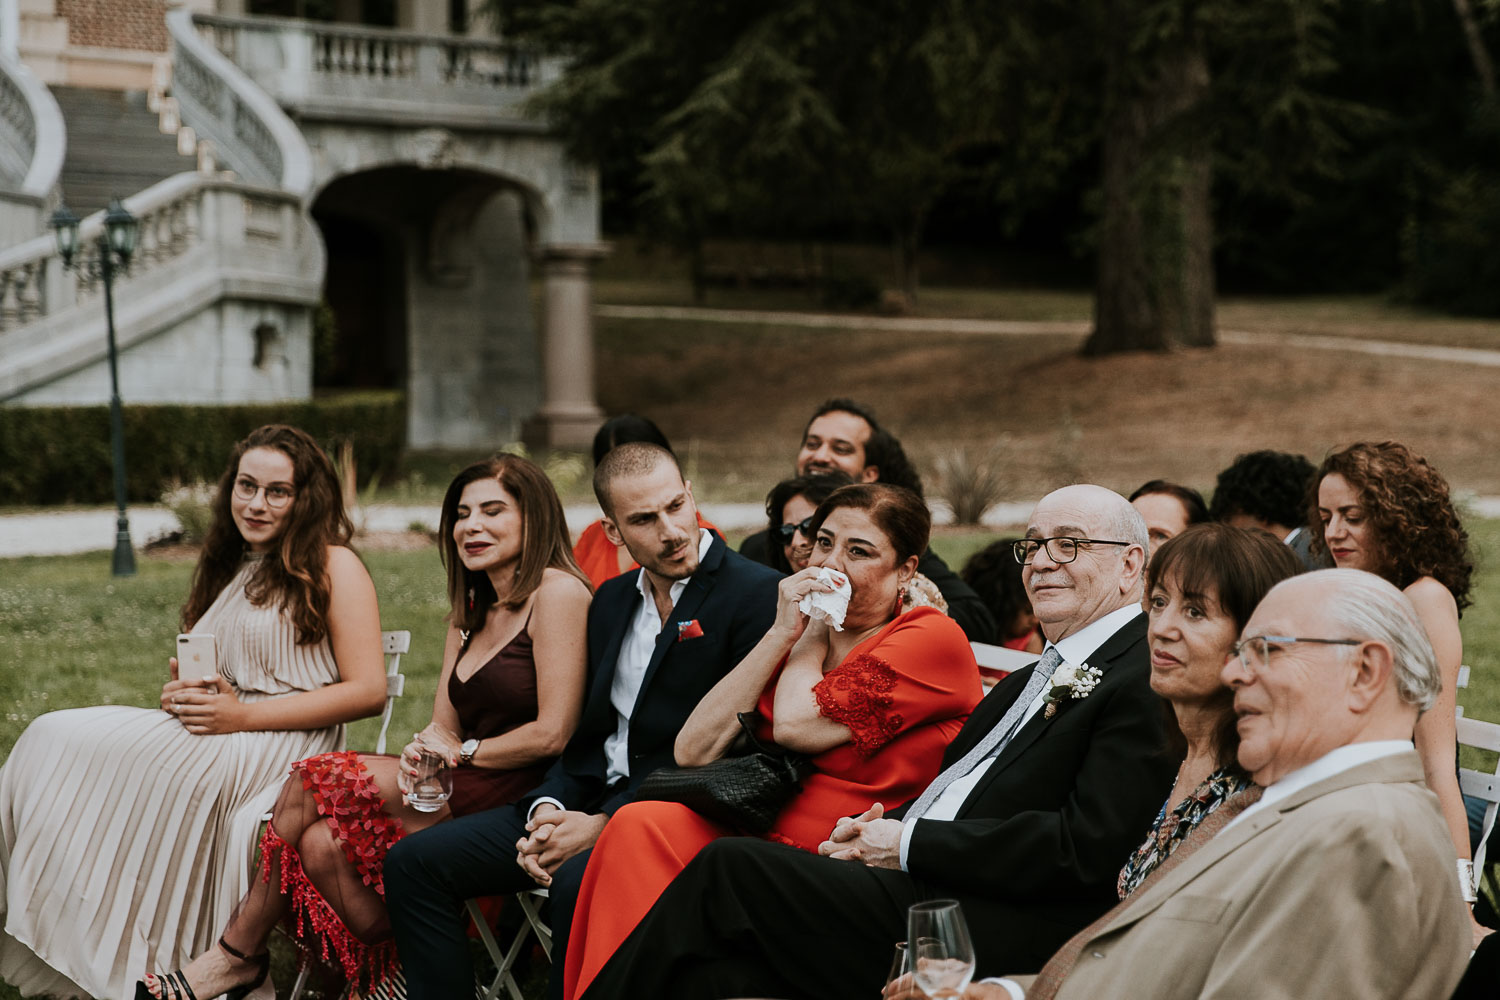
<box><xmin>182</xmin><ymin>425</ymin><xmax>354</xmax><ymax>644</ymax></box>
<box><xmin>1309</xmin><ymin>441</ymin><xmax>1473</xmax><ymax>613</ymax></box>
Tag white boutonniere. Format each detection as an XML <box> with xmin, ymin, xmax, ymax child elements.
<box><xmin>1043</xmin><ymin>661</ymin><xmax>1102</xmax><ymax>719</ymax></box>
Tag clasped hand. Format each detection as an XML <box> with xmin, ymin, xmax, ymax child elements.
<box><xmin>818</xmin><ymin>802</ymin><xmax>903</xmax><ymax>869</ymax></box>
<box><xmin>515</xmin><ymin>805</ymin><xmax>607</xmax><ymax>886</ymax></box>
<box><xmin>161</xmin><ymin>657</ymin><xmax>245</xmax><ymax>735</ymax></box>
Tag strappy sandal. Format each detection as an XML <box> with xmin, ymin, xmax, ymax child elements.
<box><xmin>135</xmin><ymin>937</ymin><xmax>269</xmax><ymax>1000</ymax></box>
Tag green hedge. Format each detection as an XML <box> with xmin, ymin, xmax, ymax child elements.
<box><xmin>0</xmin><ymin>392</ymin><xmax>405</xmax><ymax>505</ymax></box>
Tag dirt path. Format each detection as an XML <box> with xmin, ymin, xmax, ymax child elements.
<box><xmin>596</xmin><ymin>304</ymin><xmax>1500</xmax><ymax>366</ymax></box>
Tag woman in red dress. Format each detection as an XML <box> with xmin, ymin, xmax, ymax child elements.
<box><xmin>563</xmin><ymin>483</ymin><xmax>981</xmax><ymax>1000</ymax></box>
<box><xmin>140</xmin><ymin>454</ymin><xmax>593</xmax><ymax>1000</ymax></box>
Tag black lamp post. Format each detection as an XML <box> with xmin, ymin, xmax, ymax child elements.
<box><xmin>50</xmin><ymin>198</ymin><xmax>141</xmax><ymax>577</ymax></box>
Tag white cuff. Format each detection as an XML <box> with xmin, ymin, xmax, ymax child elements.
<box><xmin>978</xmin><ymin>978</ymin><xmax>1026</xmax><ymax>1000</ymax></box>
<box><xmin>527</xmin><ymin>797</ymin><xmax>565</xmax><ymax>824</ymax></box>
<box><xmin>898</xmin><ymin>817</ymin><xmax>916</xmax><ymax>872</ymax></box>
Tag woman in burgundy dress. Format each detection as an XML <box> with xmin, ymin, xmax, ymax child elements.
<box><xmin>140</xmin><ymin>454</ymin><xmax>593</xmax><ymax>1000</ymax></box>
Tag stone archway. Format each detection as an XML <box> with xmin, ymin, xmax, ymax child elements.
<box><xmin>312</xmin><ymin>165</ymin><xmax>550</xmax><ymax>449</ymax></box>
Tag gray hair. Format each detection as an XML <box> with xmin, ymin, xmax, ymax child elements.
<box><xmin>1105</xmin><ymin>498</ymin><xmax>1150</xmax><ymax>557</ymax></box>
<box><xmin>1308</xmin><ymin>568</ymin><xmax>1442</xmax><ymax>712</ymax></box>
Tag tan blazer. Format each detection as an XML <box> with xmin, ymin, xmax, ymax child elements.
<box><xmin>1017</xmin><ymin>751</ymin><xmax>1470</xmax><ymax>1000</ymax></box>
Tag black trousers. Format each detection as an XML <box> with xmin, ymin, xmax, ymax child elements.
<box><xmin>581</xmin><ymin>836</ymin><xmax>1085</xmax><ymax>999</ymax></box>
<box><xmin>582</xmin><ymin>837</ymin><xmax>918</xmax><ymax>1000</ymax></box>
<box><xmin>384</xmin><ymin>802</ymin><xmax>589</xmax><ymax>1000</ymax></box>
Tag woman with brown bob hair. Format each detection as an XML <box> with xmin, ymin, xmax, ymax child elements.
<box><xmin>1124</xmin><ymin>523</ymin><xmax>1303</xmax><ymax>901</ymax></box>
<box><xmin>562</xmin><ymin>484</ymin><xmax>981</xmax><ymax>999</ymax></box>
<box><xmin>0</xmin><ymin>424</ymin><xmax>387</xmax><ymax>1000</ymax></box>
<box><xmin>1312</xmin><ymin>441</ymin><xmax>1481</xmax><ymax>937</ymax></box>
<box><xmin>136</xmin><ymin>453</ymin><xmax>593</xmax><ymax>1000</ymax></box>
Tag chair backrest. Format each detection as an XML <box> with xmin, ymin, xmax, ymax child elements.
<box><xmin>373</xmin><ymin>630</ymin><xmax>411</xmax><ymax>755</ymax></box>
<box><xmin>1457</xmin><ymin>713</ymin><xmax>1500</xmax><ymax>874</ymax></box>
<box><xmin>971</xmin><ymin>641</ymin><xmax>1035</xmax><ymax>689</ymax></box>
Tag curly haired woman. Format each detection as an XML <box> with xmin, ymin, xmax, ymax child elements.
<box><xmin>1312</xmin><ymin>441</ymin><xmax>1486</xmax><ymax>944</ymax></box>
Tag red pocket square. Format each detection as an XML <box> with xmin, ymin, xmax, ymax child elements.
<box><xmin>677</xmin><ymin>619</ymin><xmax>704</xmax><ymax>641</ymax></box>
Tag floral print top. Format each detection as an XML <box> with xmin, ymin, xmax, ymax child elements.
<box><xmin>1117</xmin><ymin>765</ymin><xmax>1253</xmax><ymax>898</ymax></box>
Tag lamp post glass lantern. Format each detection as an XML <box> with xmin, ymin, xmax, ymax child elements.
<box><xmin>50</xmin><ymin>199</ymin><xmax>142</xmax><ymax>577</ymax></box>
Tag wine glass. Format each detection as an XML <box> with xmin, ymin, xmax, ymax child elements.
<box><xmin>908</xmin><ymin>900</ymin><xmax>975</xmax><ymax>999</ymax></box>
<box><xmin>883</xmin><ymin>941</ymin><xmax>911</xmax><ymax>998</ymax></box>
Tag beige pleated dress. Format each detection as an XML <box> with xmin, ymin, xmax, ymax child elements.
<box><xmin>0</xmin><ymin>559</ymin><xmax>347</xmax><ymax>999</ymax></box>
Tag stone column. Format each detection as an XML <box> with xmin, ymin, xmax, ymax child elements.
<box><xmin>526</xmin><ymin>242</ymin><xmax>608</xmax><ymax>450</ymax></box>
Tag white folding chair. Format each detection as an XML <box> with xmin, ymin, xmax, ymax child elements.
<box><xmin>971</xmin><ymin>641</ymin><xmax>1036</xmax><ymax>690</ymax></box>
<box><xmin>1458</xmin><ymin>714</ymin><xmax>1500</xmax><ymax>878</ymax></box>
<box><xmin>468</xmin><ymin>889</ymin><xmax>553</xmax><ymax>1000</ymax></box>
<box><xmin>373</xmin><ymin>630</ymin><xmax>412</xmax><ymax>754</ymax></box>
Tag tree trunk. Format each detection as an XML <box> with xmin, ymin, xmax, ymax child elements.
<box><xmin>893</xmin><ymin>212</ymin><xmax>924</xmax><ymax>304</ymax></box>
<box><xmin>1086</xmin><ymin>3</ymin><xmax>1215</xmax><ymax>355</ymax></box>
<box><xmin>1451</xmin><ymin>0</ymin><xmax>1497</xmax><ymax>99</ymax></box>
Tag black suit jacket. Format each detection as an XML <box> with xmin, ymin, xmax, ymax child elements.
<box><xmin>739</xmin><ymin>529</ymin><xmax>995</xmax><ymax>642</ymax></box>
<box><xmin>897</xmin><ymin>613</ymin><xmax>1175</xmax><ymax>965</ymax></box>
<box><xmin>519</xmin><ymin>533</ymin><xmax>780</xmax><ymax>817</ymax></box>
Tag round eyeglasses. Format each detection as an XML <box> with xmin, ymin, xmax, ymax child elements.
<box><xmin>1231</xmin><ymin>635</ymin><xmax>1362</xmax><ymax>671</ymax></box>
<box><xmin>233</xmin><ymin>477</ymin><xmax>295</xmax><ymax>509</ymax></box>
<box><xmin>1012</xmin><ymin>536</ymin><xmax>1130</xmax><ymax>565</ymax></box>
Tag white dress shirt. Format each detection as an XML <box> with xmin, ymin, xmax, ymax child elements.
<box><xmin>899</xmin><ymin>603</ymin><xmax>1143</xmax><ymax>869</ymax></box>
<box><xmin>530</xmin><ymin>528</ymin><xmax>713</xmax><ymax>819</ymax></box>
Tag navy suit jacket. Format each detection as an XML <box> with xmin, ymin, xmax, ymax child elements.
<box><xmin>519</xmin><ymin>532</ymin><xmax>780</xmax><ymax>817</ymax></box>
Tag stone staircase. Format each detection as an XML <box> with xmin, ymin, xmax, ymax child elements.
<box><xmin>51</xmin><ymin>85</ymin><xmax>196</xmax><ymax>215</ymax></box>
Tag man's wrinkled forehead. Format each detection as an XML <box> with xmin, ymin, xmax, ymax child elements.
<box><xmin>1026</xmin><ymin>497</ymin><xmax>1105</xmax><ymax>538</ymax></box>
<box><xmin>1242</xmin><ymin>579</ymin><xmax>1325</xmax><ymax>639</ymax></box>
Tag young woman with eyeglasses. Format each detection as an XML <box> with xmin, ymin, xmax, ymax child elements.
<box><xmin>0</xmin><ymin>424</ymin><xmax>387</xmax><ymax>1000</ymax></box>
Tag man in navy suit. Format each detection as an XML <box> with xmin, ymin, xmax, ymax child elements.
<box><xmin>385</xmin><ymin>443</ymin><xmax>780</xmax><ymax>1000</ymax></box>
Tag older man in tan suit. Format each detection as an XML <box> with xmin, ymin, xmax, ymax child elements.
<box><xmin>970</xmin><ymin>568</ymin><xmax>1471</xmax><ymax>1000</ymax></box>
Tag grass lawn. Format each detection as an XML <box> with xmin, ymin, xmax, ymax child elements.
<box><xmin>1</xmin><ymin>524</ymin><xmax>1499</xmax><ymax>996</ymax></box>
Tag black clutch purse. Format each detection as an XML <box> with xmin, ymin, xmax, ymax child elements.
<box><xmin>634</xmin><ymin>712</ymin><xmax>814</xmax><ymax>835</ymax></box>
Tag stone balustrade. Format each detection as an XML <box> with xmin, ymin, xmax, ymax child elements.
<box><xmin>0</xmin><ymin>172</ymin><xmax>321</xmax><ymax>404</ymax></box>
<box><xmin>0</xmin><ymin>54</ymin><xmax>65</xmax><ymax>246</ymax></box>
<box><xmin>190</xmin><ymin>12</ymin><xmax>561</xmax><ymax>128</ymax></box>
<box><xmin>166</xmin><ymin>8</ymin><xmax>313</xmax><ymax>196</ymax></box>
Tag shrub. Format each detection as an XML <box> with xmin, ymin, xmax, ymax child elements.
<box><xmin>932</xmin><ymin>442</ymin><xmax>1011</xmax><ymax>525</ymax></box>
<box><xmin>160</xmin><ymin>480</ymin><xmax>217</xmax><ymax>543</ymax></box>
<box><xmin>0</xmin><ymin>393</ymin><xmax>405</xmax><ymax>505</ymax></box>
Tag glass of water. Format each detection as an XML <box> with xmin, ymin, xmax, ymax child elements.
<box><xmin>408</xmin><ymin>749</ymin><xmax>452</xmax><ymax>813</ymax></box>
<box><xmin>908</xmin><ymin>900</ymin><xmax>975</xmax><ymax>999</ymax></box>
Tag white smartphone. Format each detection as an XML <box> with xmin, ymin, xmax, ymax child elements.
<box><xmin>175</xmin><ymin>633</ymin><xmax>218</xmax><ymax>682</ymax></box>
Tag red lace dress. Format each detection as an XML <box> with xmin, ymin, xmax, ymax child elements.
<box><xmin>562</xmin><ymin>606</ymin><xmax>981</xmax><ymax>1000</ymax></box>
<box><xmin>258</xmin><ymin>623</ymin><xmax>552</xmax><ymax>991</ymax></box>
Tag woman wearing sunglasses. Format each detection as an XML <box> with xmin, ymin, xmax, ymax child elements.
<box><xmin>765</xmin><ymin>471</ymin><xmax>948</xmax><ymax>614</ymax></box>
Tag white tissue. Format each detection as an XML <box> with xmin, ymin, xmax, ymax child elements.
<box><xmin>799</xmin><ymin>567</ymin><xmax>853</xmax><ymax>631</ymax></box>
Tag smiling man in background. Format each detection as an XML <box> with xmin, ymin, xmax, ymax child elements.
<box><xmin>740</xmin><ymin>398</ymin><xmax>995</xmax><ymax>640</ymax></box>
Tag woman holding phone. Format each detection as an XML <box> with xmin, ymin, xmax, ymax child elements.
<box><xmin>139</xmin><ymin>453</ymin><xmax>592</xmax><ymax>1000</ymax></box>
<box><xmin>0</xmin><ymin>425</ymin><xmax>387</xmax><ymax>1000</ymax></box>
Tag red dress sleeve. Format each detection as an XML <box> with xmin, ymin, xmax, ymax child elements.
<box><xmin>812</xmin><ymin>607</ymin><xmax>981</xmax><ymax>756</ymax></box>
